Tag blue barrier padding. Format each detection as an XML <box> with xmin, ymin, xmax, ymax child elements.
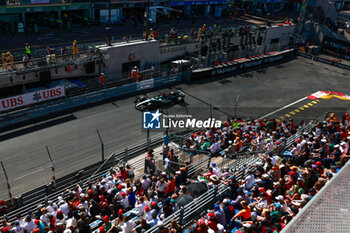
<box><xmin>0</xmin><ymin>74</ymin><xmax>182</xmax><ymax>128</ymax></box>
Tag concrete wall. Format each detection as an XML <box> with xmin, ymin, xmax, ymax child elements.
<box><xmin>98</xmin><ymin>40</ymin><xmax>160</xmax><ymax>76</ymax></box>
<box><xmin>159</xmin><ymin>42</ymin><xmax>200</xmax><ymax>63</ymax></box>
<box><xmin>265</xmin><ymin>24</ymin><xmax>296</xmax><ymax>51</ymax></box>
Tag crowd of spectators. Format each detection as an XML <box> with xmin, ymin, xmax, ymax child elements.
<box><xmin>0</xmin><ymin>113</ymin><xmax>348</xmax><ymax>233</ymax></box>
<box><xmin>187</xmin><ymin>113</ymin><xmax>349</xmax><ymax>233</ymax></box>
<box><xmin>327</xmin><ymin>18</ymin><xmax>350</xmax><ymax>35</ymax></box>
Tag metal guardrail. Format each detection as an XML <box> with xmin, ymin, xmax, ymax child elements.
<box><xmin>5</xmin><ymin>129</ymin><xmax>196</xmax><ymax>221</ymax></box>
<box><xmin>5</xmin><ymin>131</ymin><xmax>164</xmax><ymax>221</ymax></box>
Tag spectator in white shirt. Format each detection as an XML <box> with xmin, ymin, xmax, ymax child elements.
<box><xmin>122</xmin><ymin>216</ymin><xmax>136</xmax><ymax>233</ymax></box>
<box><xmin>244</xmin><ymin>170</ymin><xmax>255</xmax><ymax>189</ymax></box>
<box><xmin>120</xmin><ymin>193</ymin><xmax>129</xmax><ymax>209</ymax></box>
<box><xmin>135</xmin><ymin>197</ymin><xmax>147</xmax><ymax>216</ymax></box>
<box><xmin>211</xmin><ymin>163</ymin><xmax>221</xmax><ymax>178</ymax></box>
<box><xmin>143</xmin><ymin>205</ymin><xmax>153</xmax><ymax>221</ymax></box>
<box><xmin>23</xmin><ymin>216</ymin><xmax>36</xmax><ymax>233</ymax></box>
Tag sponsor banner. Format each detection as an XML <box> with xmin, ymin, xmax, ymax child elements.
<box><xmin>0</xmin><ymin>86</ymin><xmax>65</xmax><ymax>111</ymax></box>
<box><xmin>192</xmin><ymin>49</ymin><xmax>293</xmax><ymax>79</ymax></box>
<box><xmin>30</xmin><ymin>0</ymin><xmax>50</xmax><ymax>3</ymax></box>
<box><xmin>137</xmin><ymin>79</ymin><xmax>154</xmax><ymax>91</ymax></box>
<box><xmin>297</xmin><ymin>52</ymin><xmax>313</xmax><ymax>59</ymax></box>
<box><xmin>211</xmin><ymin>50</ymin><xmax>291</xmax><ymax>77</ymax></box>
<box><xmin>170</xmin><ymin>0</ymin><xmax>225</xmax><ymax>6</ymax></box>
<box><xmin>312</xmin><ymin>56</ymin><xmax>350</xmax><ymax>70</ymax></box>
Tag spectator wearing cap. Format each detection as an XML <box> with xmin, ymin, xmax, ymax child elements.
<box><xmin>175</xmin><ymin>171</ymin><xmax>182</xmax><ymax>187</ymax></box>
<box><xmin>34</xmin><ymin>219</ymin><xmax>46</xmax><ymax>233</ymax></box>
<box><xmin>40</xmin><ymin>208</ymin><xmax>50</xmax><ymax>225</ymax></box>
<box><xmin>120</xmin><ymin>192</ymin><xmax>129</xmax><ymax>209</ymax></box>
<box><xmin>222</xmin><ymin>199</ymin><xmax>234</xmax><ymax>227</ymax></box>
<box><xmin>143</xmin><ymin>205</ymin><xmax>153</xmax><ymax>221</ymax></box>
<box><xmin>156</xmin><ymin>220</ymin><xmax>169</xmax><ymax>233</ymax></box>
<box><xmin>150</xmin><ymin>201</ymin><xmax>160</xmax><ymax>215</ymax></box>
<box><xmin>211</xmin><ymin>163</ymin><xmax>221</xmax><ymax>178</ymax></box>
<box><xmin>275</xmin><ymin>195</ymin><xmax>288</xmax><ymax>213</ymax></box>
<box><xmin>59</xmin><ymin>200</ymin><xmax>69</xmax><ymax>216</ymax></box>
<box><xmin>214</xmin><ymin>204</ymin><xmax>226</xmax><ymax>226</ymax></box>
<box><xmin>206</xmin><ymin>212</ymin><xmax>219</xmax><ymax>232</ymax></box>
<box><xmin>13</xmin><ymin>220</ymin><xmax>23</xmax><ymax>233</ymax></box>
<box><xmin>156</xmin><ymin>178</ymin><xmax>168</xmax><ymax>200</ymax></box>
<box><xmin>34</xmin><ymin>205</ymin><xmax>44</xmax><ymax>219</ymax></box>
<box><xmin>76</xmin><ymin>212</ymin><xmax>90</xmax><ymax>233</ymax></box>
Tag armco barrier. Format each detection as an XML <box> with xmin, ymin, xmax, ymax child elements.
<box><xmin>0</xmin><ymin>74</ymin><xmax>183</xmax><ymax>129</ymax></box>
<box><xmin>191</xmin><ymin>49</ymin><xmax>295</xmax><ymax>80</ymax></box>
<box><xmin>297</xmin><ymin>51</ymin><xmax>350</xmax><ymax>70</ymax></box>
<box><xmin>5</xmin><ymin>130</ymin><xmax>195</xmax><ymax>221</ymax></box>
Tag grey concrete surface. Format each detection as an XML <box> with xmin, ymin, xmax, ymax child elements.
<box><xmin>0</xmin><ymin>56</ymin><xmax>349</xmax><ymax>199</ymax></box>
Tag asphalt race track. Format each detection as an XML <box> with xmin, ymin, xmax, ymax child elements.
<box><xmin>0</xmin><ymin>56</ymin><xmax>349</xmax><ymax>199</ymax></box>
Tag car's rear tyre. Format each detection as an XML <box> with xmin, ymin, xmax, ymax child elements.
<box><xmin>177</xmin><ymin>97</ymin><xmax>184</xmax><ymax>104</ymax></box>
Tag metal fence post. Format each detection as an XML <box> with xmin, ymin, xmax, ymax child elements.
<box><xmin>179</xmin><ymin>207</ymin><xmax>185</xmax><ymax>228</ymax></box>
<box><xmin>147</xmin><ymin>129</ymin><xmax>150</xmax><ymax>151</ymax></box>
<box><xmin>210</xmin><ymin>104</ymin><xmax>213</xmax><ymax>119</ymax></box>
<box><xmin>1</xmin><ymin>161</ymin><xmax>14</xmax><ymax>207</ymax></box>
<box><xmin>46</xmin><ymin>146</ymin><xmax>56</xmax><ymax>188</ymax></box>
<box><xmin>124</xmin><ymin>147</ymin><xmax>129</xmax><ymax>163</ymax></box>
<box><xmin>213</xmin><ymin>185</ymin><xmax>218</xmax><ymax>204</ymax></box>
<box><xmin>96</xmin><ymin>129</ymin><xmax>105</xmax><ymax>161</ymax></box>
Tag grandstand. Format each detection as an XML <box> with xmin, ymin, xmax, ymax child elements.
<box><xmin>1</xmin><ymin>111</ymin><xmax>348</xmax><ymax>233</ymax></box>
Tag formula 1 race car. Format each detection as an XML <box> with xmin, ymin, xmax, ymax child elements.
<box><xmin>134</xmin><ymin>90</ymin><xmax>185</xmax><ymax>111</ymax></box>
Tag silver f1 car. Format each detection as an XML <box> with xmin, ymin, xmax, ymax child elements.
<box><xmin>134</xmin><ymin>90</ymin><xmax>185</xmax><ymax>111</ymax></box>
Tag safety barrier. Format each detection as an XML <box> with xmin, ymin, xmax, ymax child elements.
<box><xmin>191</xmin><ymin>49</ymin><xmax>295</xmax><ymax>80</ymax></box>
<box><xmin>297</xmin><ymin>51</ymin><xmax>350</xmax><ymax>70</ymax></box>
<box><xmin>4</xmin><ymin>130</ymin><xmax>193</xmax><ymax>222</ymax></box>
<box><xmin>0</xmin><ymin>73</ymin><xmax>183</xmax><ymax>129</ymax></box>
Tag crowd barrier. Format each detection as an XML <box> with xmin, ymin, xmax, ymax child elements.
<box><xmin>4</xmin><ymin>130</ymin><xmax>193</xmax><ymax>221</ymax></box>
<box><xmin>191</xmin><ymin>49</ymin><xmax>295</xmax><ymax>80</ymax></box>
<box><xmin>298</xmin><ymin>51</ymin><xmax>350</xmax><ymax>70</ymax></box>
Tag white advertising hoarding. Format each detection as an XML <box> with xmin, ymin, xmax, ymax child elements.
<box><xmin>0</xmin><ymin>86</ymin><xmax>65</xmax><ymax>111</ymax></box>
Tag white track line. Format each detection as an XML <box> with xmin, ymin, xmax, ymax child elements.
<box><xmin>12</xmin><ymin>168</ymin><xmax>44</xmax><ymax>181</ymax></box>
<box><xmin>259</xmin><ymin>96</ymin><xmax>309</xmax><ymax>119</ymax></box>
